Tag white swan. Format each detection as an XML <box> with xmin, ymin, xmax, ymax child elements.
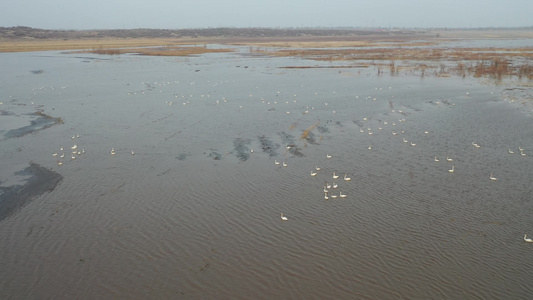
<box><xmin>60</xmin><ymin>153</ymin><xmax>65</xmax><ymax>158</ymax></box>
<box><xmin>52</xmin><ymin>153</ymin><xmax>58</xmax><ymax>157</ymax></box>
<box><xmin>344</xmin><ymin>174</ymin><xmax>351</xmax><ymax>181</ymax></box>
<box><xmin>508</xmin><ymin>149</ymin><xmax>514</xmax><ymax>154</ymax></box>
<box><xmin>282</xmin><ymin>162</ymin><xmax>288</xmax><ymax>167</ymax></box>
<box><xmin>410</xmin><ymin>142</ymin><xmax>416</xmax><ymax>146</ymax></box>
<box><xmin>315</xmin><ymin>166</ymin><xmax>321</xmax><ymax>171</ymax></box>
<box><xmin>434</xmin><ymin>156</ymin><xmax>439</xmax><ymax>162</ymax></box>
<box><xmin>490</xmin><ymin>173</ymin><xmax>497</xmax><ymax>181</ymax></box>
<box><xmin>281</xmin><ymin>213</ymin><xmax>288</xmax><ymax>221</ymax></box>
<box><xmin>519</xmin><ymin>146</ymin><xmax>524</xmax><ymax>151</ymax></box>
<box><xmin>331</xmin><ymin>194</ymin><xmax>338</xmax><ymax>199</ymax></box>
<box><xmin>57</xmin><ymin>161</ymin><xmax>63</xmax><ymax>166</ymax></box>
<box><xmin>520</xmin><ymin>150</ymin><xmax>526</xmax><ymax>156</ymax></box>
<box><xmin>332</xmin><ymin>183</ymin><xmax>338</xmax><ymax>189</ymax></box>
<box><xmin>368</xmin><ymin>144</ymin><xmax>372</xmax><ymax>150</ymax></box>
<box><xmin>339</xmin><ymin>192</ymin><xmax>347</xmax><ymax>198</ymax></box>
<box><xmin>323</xmin><ymin>186</ymin><xmax>329</xmax><ymax>193</ymax></box>
<box><xmin>131</xmin><ymin>150</ymin><xmax>135</xmax><ymax>155</ymax></box>
<box><xmin>403</xmin><ymin>138</ymin><xmax>408</xmax><ymax>143</ymax></box>
<box><xmin>111</xmin><ymin>148</ymin><xmax>116</xmax><ymax>155</ymax></box>
<box><xmin>324</xmin><ymin>194</ymin><xmax>329</xmax><ymax>200</ymax></box>
<box><xmin>392</xmin><ymin>131</ymin><xmax>397</xmax><ymax>135</ymax></box>
<box><xmin>448</xmin><ymin>165</ymin><xmax>455</xmax><ymax>173</ymax></box>
<box><xmin>311</xmin><ymin>171</ymin><xmax>317</xmax><ymax>176</ymax></box>
<box><xmin>446</xmin><ymin>156</ymin><xmax>453</xmax><ymax>162</ymax></box>
<box><xmin>326</xmin><ymin>183</ymin><xmax>331</xmax><ymax>189</ymax></box>
<box><xmin>525</xmin><ymin>234</ymin><xmax>533</xmax><ymax>243</ymax></box>
<box><xmin>326</xmin><ymin>154</ymin><xmax>332</xmax><ymax>159</ymax></box>
<box><xmin>71</xmin><ymin>144</ymin><xmax>77</xmax><ymax>150</ymax></box>
<box><xmin>274</xmin><ymin>160</ymin><xmax>280</xmax><ymax>165</ymax></box>
<box><xmin>333</xmin><ymin>172</ymin><xmax>339</xmax><ymax>179</ymax></box>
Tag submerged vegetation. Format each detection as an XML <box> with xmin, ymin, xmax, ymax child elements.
<box><xmin>260</xmin><ymin>46</ymin><xmax>533</xmax><ymax>80</ymax></box>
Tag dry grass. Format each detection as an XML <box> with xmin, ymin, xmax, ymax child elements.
<box><xmin>258</xmin><ymin>46</ymin><xmax>533</xmax><ymax>79</ymax></box>
<box><xmin>76</xmin><ymin>45</ymin><xmax>234</xmax><ymax>56</ymax></box>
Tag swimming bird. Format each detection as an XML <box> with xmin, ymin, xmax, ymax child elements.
<box><xmin>324</xmin><ymin>194</ymin><xmax>329</xmax><ymax>200</ymax></box>
<box><xmin>57</xmin><ymin>161</ymin><xmax>63</xmax><ymax>166</ymax></box>
<box><xmin>111</xmin><ymin>148</ymin><xmax>116</xmax><ymax>155</ymax></box>
<box><xmin>339</xmin><ymin>192</ymin><xmax>347</xmax><ymax>198</ymax></box>
<box><xmin>424</xmin><ymin>131</ymin><xmax>429</xmax><ymax>134</ymax></box>
<box><xmin>344</xmin><ymin>174</ymin><xmax>351</xmax><ymax>181</ymax></box>
<box><xmin>131</xmin><ymin>150</ymin><xmax>135</xmax><ymax>155</ymax></box>
<box><xmin>448</xmin><ymin>165</ymin><xmax>455</xmax><ymax>173</ymax></box>
<box><xmin>60</xmin><ymin>147</ymin><xmax>63</xmax><ymax>151</ymax></box>
<box><xmin>52</xmin><ymin>153</ymin><xmax>58</xmax><ymax>157</ymax></box>
<box><xmin>326</xmin><ymin>183</ymin><xmax>331</xmax><ymax>189</ymax></box>
<box><xmin>472</xmin><ymin>142</ymin><xmax>480</xmax><ymax>148</ymax></box>
<box><xmin>333</xmin><ymin>172</ymin><xmax>339</xmax><ymax>179</ymax></box>
<box><xmin>331</xmin><ymin>194</ymin><xmax>338</xmax><ymax>199</ymax></box>
<box><xmin>434</xmin><ymin>156</ymin><xmax>439</xmax><ymax>162</ymax></box>
<box><xmin>281</xmin><ymin>213</ymin><xmax>288</xmax><ymax>221</ymax></box>
<box><xmin>520</xmin><ymin>150</ymin><xmax>526</xmax><ymax>156</ymax></box>
<box><xmin>392</xmin><ymin>131</ymin><xmax>397</xmax><ymax>135</ymax></box>
<box><xmin>274</xmin><ymin>160</ymin><xmax>280</xmax><ymax>165</ymax></box>
<box><xmin>332</xmin><ymin>183</ymin><xmax>338</xmax><ymax>189</ymax></box>
<box><xmin>368</xmin><ymin>144</ymin><xmax>372</xmax><ymax>150</ymax></box>
<box><xmin>315</xmin><ymin>166</ymin><xmax>321</xmax><ymax>171</ymax></box>
<box><xmin>282</xmin><ymin>162</ymin><xmax>288</xmax><ymax>167</ymax></box>
<box><xmin>525</xmin><ymin>234</ymin><xmax>533</xmax><ymax>243</ymax></box>
<box><xmin>446</xmin><ymin>156</ymin><xmax>453</xmax><ymax>162</ymax></box>
<box><xmin>326</xmin><ymin>154</ymin><xmax>332</xmax><ymax>159</ymax></box>
<box><xmin>311</xmin><ymin>171</ymin><xmax>317</xmax><ymax>176</ymax></box>
<box><xmin>403</xmin><ymin>138</ymin><xmax>408</xmax><ymax>143</ymax></box>
<box><xmin>490</xmin><ymin>173</ymin><xmax>497</xmax><ymax>181</ymax></box>
<box><xmin>71</xmin><ymin>144</ymin><xmax>77</xmax><ymax>150</ymax></box>
<box><xmin>508</xmin><ymin>149</ymin><xmax>514</xmax><ymax>154</ymax></box>
<box><xmin>323</xmin><ymin>186</ymin><xmax>329</xmax><ymax>193</ymax></box>
<box><xmin>519</xmin><ymin>146</ymin><xmax>524</xmax><ymax>151</ymax></box>
<box><xmin>60</xmin><ymin>153</ymin><xmax>65</xmax><ymax>158</ymax></box>
<box><xmin>410</xmin><ymin>142</ymin><xmax>416</xmax><ymax>146</ymax></box>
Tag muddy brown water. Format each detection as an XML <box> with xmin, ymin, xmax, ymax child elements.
<box><xmin>1</xmin><ymin>46</ymin><xmax>533</xmax><ymax>299</ymax></box>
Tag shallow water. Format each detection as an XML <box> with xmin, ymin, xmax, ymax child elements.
<box><xmin>1</xmin><ymin>45</ymin><xmax>533</xmax><ymax>299</ymax></box>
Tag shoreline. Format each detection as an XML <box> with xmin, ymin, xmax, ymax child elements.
<box><xmin>1</xmin><ymin>28</ymin><xmax>532</xmax><ymax>53</ymax></box>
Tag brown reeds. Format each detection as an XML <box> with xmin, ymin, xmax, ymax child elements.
<box><xmin>301</xmin><ymin>121</ymin><xmax>320</xmax><ymax>140</ymax></box>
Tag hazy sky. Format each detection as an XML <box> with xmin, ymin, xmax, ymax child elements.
<box><xmin>1</xmin><ymin>0</ymin><xmax>531</xmax><ymax>30</ymax></box>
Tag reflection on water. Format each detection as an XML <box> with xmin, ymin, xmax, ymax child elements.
<box><xmin>1</xmin><ymin>46</ymin><xmax>533</xmax><ymax>299</ymax></box>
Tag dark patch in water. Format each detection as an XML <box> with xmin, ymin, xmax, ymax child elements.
<box><xmin>3</xmin><ymin>111</ymin><xmax>63</xmax><ymax>140</ymax></box>
<box><xmin>208</xmin><ymin>150</ymin><xmax>223</xmax><ymax>161</ymax></box>
<box><xmin>0</xmin><ymin>162</ymin><xmax>63</xmax><ymax>222</ymax></box>
<box><xmin>233</xmin><ymin>138</ymin><xmax>251</xmax><ymax>161</ymax></box>
<box><xmin>258</xmin><ymin>135</ymin><xmax>279</xmax><ymax>157</ymax></box>
<box><xmin>317</xmin><ymin>125</ymin><xmax>329</xmax><ymax>134</ymax></box>
<box><xmin>176</xmin><ymin>153</ymin><xmax>190</xmax><ymax>161</ymax></box>
<box><xmin>303</xmin><ymin>131</ymin><xmax>319</xmax><ymax>145</ymax></box>
<box><xmin>31</xmin><ymin>69</ymin><xmax>44</xmax><ymax>74</ymax></box>
<box><xmin>278</xmin><ymin>131</ymin><xmax>296</xmax><ymax>146</ymax></box>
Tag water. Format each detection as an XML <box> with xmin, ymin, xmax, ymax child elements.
<box><xmin>1</xmin><ymin>46</ymin><xmax>533</xmax><ymax>299</ymax></box>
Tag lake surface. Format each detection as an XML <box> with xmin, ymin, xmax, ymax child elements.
<box><xmin>1</xmin><ymin>44</ymin><xmax>533</xmax><ymax>299</ymax></box>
